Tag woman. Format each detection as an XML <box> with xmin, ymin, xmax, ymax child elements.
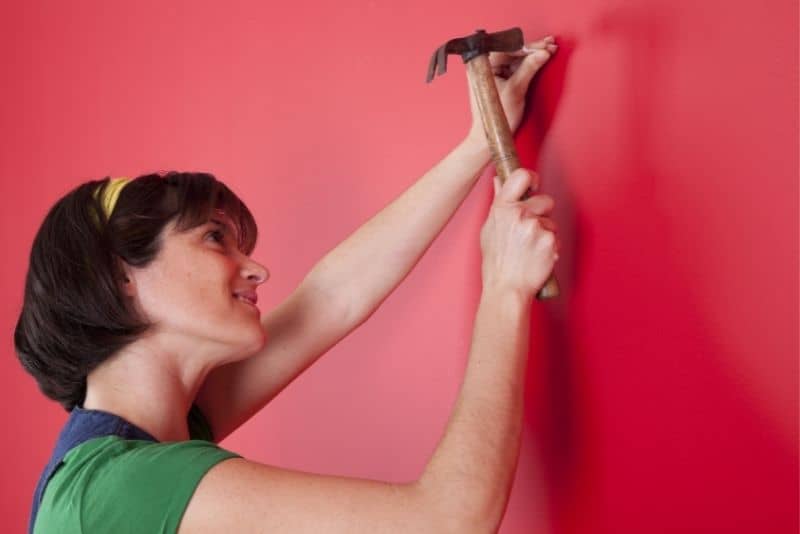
<box><xmin>17</xmin><ymin>36</ymin><xmax>558</xmax><ymax>533</ymax></box>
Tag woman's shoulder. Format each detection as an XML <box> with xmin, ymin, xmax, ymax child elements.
<box><xmin>35</xmin><ymin>435</ymin><xmax>242</xmax><ymax>533</ymax></box>
<box><xmin>32</xmin><ymin>404</ymin><xmax>236</xmax><ymax>533</ymax></box>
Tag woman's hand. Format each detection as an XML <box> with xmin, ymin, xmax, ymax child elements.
<box><xmin>465</xmin><ymin>35</ymin><xmax>558</xmax><ymax>147</ymax></box>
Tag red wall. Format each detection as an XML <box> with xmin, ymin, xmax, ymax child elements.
<box><xmin>2</xmin><ymin>1</ymin><xmax>796</xmax><ymax>532</ymax></box>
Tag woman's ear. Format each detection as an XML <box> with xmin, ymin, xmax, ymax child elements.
<box><xmin>115</xmin><ymin>257</ymin><xmax>136</xmax><ymax>298</ymax></box>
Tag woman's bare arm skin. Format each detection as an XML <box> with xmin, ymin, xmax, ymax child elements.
<box><xmin>178</xmin><ymin>287</ymin><xmax>529</xmax><ymax>533</ymax></box>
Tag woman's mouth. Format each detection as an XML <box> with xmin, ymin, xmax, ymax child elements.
<box><xmin>234</xmin><ymin>294</ymin><xmax>259</xmax><ymax>311</ymax></box>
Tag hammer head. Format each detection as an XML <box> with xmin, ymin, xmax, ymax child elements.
<box><xmin>426</xmin><ymin>27</ymin><xmax>524</xmax><ymax>83</ymax></box>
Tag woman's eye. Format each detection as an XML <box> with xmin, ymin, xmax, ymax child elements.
<box><xmin>206</xmin><ymin>230</ymin><xmax>225</xmax><ymax>244</ymax></box>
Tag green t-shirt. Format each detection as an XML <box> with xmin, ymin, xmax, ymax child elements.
<box><xmin>31</xmin><ymin>404</ymin><xmax>242</xmax><ymax>534</ymax></box>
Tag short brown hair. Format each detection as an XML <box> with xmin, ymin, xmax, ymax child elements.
<box><xmin>14</xmin><ymin>171</ymin><xmax>258</xmax><ymax>412</ymax></box>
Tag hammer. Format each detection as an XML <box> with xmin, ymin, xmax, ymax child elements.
<box><xmin>426</xmin><ymin>27</ymin><xmax>560</xmax><ymax>300</ymax></box>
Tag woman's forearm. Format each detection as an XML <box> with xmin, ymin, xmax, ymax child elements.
<box><xmin>418</xmin><ymin>288</ymin><xmax>531</xmax><ymax>531</ymax></box>
<box><xmin>308</xmin><ymin>136</ymin><xmax>491</xmax><ymax>323</ymax></box>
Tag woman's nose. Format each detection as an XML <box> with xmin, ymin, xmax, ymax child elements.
<box><xmin>242</xmin><ymin>258</ymin><xmax>269</xmax><ymax>284</ymax></box>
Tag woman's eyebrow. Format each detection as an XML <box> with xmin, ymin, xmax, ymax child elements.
<box><xmin>209</xmin><ymin>218</ymin><xmax>231</xmax><ymax>231</ymax></box>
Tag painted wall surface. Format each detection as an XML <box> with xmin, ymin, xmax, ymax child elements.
<box><xmin>1</xmin><ymin>1</ymin><xmax>796</xmax><ymax>532</ymax></box>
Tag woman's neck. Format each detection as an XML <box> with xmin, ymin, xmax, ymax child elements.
<box><xmin>82</xmin><ymin>343</ymin><xmax>213</xmax><ymax>442</ymax></box>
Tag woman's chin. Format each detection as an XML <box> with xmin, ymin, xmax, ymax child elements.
<box><xmin>242</xmin><ymin>323</ymin><xmax>268</xmax><ymax>354</ymax></box>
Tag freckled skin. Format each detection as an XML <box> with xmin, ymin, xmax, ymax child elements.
<box><xmin>123</xmin><ymin>214</ymin><xmax>270</xmax><ymax>365</ymax></box>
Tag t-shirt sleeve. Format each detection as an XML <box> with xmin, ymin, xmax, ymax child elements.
<box><xmin>81</xmin><ymin>439</ymin><xmax>242</xmax><ymax>533</ymax></box>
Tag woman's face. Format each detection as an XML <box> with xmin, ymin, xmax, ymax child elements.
<box><xmin>123</xmin><ymin>211</ymin><xmax>269</xmax><ymax>362</ymax></box>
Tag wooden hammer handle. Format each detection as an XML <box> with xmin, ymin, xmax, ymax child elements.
<box><xmin>466</xmin><ymin>54</ymin><xmax>560</xmax><ymax>300</ymax></box>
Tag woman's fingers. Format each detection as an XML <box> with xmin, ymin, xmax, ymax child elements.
<box><xmin>489</xmin><ymin>35</ymin><xmax>558</xmax><ymax>80</ymax></box>
<box><xmin>520</xmin><ymin>193</ymin><xmax>555</xmax><ymax>217</ymax></box>
<box><xmin>503</xmin><ymin>35</ymin><xmax>557</xmax><ymax>59</ymax></box>
<box><xmin>537</xmin><ymin>216</ymin><xmax>557</xmax><ymax>233</ymax></box>
<box><xmin>488</xmin><ymin>36</ymin><xmax>550</xmax><ymax>67</ymax></box>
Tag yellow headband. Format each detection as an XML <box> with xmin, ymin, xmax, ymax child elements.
<box><xmin>90</xmin><ymin>177</ymin><xmax>130</xmax><ymax>231</ymax></box>
<box><xmin>93</xmin><ymin>177</ymin><xmax>130</xmax><ymax>220</ymax></box>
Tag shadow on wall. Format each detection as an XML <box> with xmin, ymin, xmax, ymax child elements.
<box><xmin>506</xmin><ymin>31</ymin><xmax>590</xmax><ymax>529</ymax></box>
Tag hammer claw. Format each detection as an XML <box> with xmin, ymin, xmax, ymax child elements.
<box><xmin>425</xmin><ymin>27</ymin><xmax>524</xmax><ymax>83</ymax></box>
